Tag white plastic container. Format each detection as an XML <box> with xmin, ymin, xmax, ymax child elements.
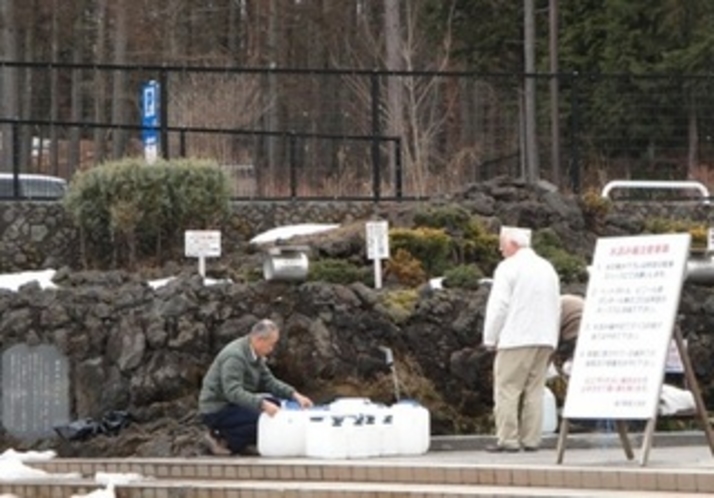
<box><xmin>377</xmin><ymin>411</ymin><xmax>399</xmax><ymax>456</ymax></box>
<box><xmin>390</xmin><ymin>400</ymin><xmax>430</xmax><ymax>455</ymax></box>
<box><xmin>329</xmin><ymin>397</ymin><xmax>372</xmax><ymax>414</ymax></box>
<box><xmin>542</xmin><ymin>386</ymin><xmax>558</xmax><ymax>433</ymax></box>
<box><xmin>305</xmin><ymin>415</ymin><xmax>350</xmax><ymax>459</ymax></box>
<box><xmin>257</xmin><ymin>409</ymin><xmax>311</xmax><ymax>457</ymax></box>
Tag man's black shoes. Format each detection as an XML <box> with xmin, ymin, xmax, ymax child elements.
<box><xmin>485</xmin><ymin>444</ymin><xmax>520</xmax><ymax>453</ymax></box>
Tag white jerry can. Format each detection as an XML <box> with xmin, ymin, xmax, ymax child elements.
<box><xmin>257</xmin><ymin>409</ymin><xmax>311</xmax><ymax>457</ymax></box>
<box><xmin>390</xmin><ymin>400</ymin><xmax>431</xmax><ymax>455</ymax></box>
<box><xmin>542</xmin><ymin>386</ymin><xmax>558</xmax><ymax>433</ymax></box>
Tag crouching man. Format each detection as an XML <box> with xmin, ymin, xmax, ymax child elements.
<box><xmin>198</xmin><ymin>318</ymin><xmax>313</xmax><ymax>455</ymax></box>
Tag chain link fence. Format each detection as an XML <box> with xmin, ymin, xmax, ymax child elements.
<box><xmin>2</xmin><ymin>62</ymin><xmax>714</xmax><ymax>200</ymax></box>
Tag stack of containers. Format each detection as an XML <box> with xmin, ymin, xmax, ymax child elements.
<box><xmin>257</xmin><ymin>397</ymin><xmax>430</xmax><ymax>458</ymax></box>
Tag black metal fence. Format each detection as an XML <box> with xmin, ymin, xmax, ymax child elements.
<box><xmin>1</xmin><ymin>61</ymin><xmax>714</xmax><ymax>200</ymax></box>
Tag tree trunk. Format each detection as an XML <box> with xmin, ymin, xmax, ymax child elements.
<box><xmin>50</xmin><ymin>0</ymin><xmax>60</xmax><ymax>176</ymax></box>
<box><xmin>19</xmin><ymin>3</ymin><xmax>34</xmax><ymax>173</ymax></box>
<box><xmin>265</xmin><ymin>0</ymin><xmax>279</xmax><ymax>194</ymax></box>
<box><xmin>384</xmin><ymin>0</ymin><xmax>403</xmax><ymax>192</ymax></box>
<box><xmin>687</xmin><ymin>100</ymin><xmax>699</xmax><ymax>179</ymax></box>
<box><xmin>68</xmin><ymin>1</ymin><xmax>85</xmax><ymax>177</ymax></box>
<box><xmin>111</xmin><ymin>0</ymin><xmax>128</xmax><ymax>159</ymax></box>
<box><xmin>93</xmin><ymin>0</ymin><xmax>108</xmax><ymax>165</ymax></box>
<box><xmin>549</xmin><ymin>0</ymin><xmax>560</xmax><ymax>187</ymax></box>
<box><xmin>523</xmin><ymin>0</ymin><xmax>539</xmax><ymax>184</ymax></box>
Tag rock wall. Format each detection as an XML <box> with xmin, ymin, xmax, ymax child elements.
<box><xmin>3</xmin><ymin>181</ymin><xmax>714</xmax><ymax>458</ymax></box>
<box><xmin>0</xmin><ymin>200</ymin><xmax>399</xmax><ymax>272</ymax></box>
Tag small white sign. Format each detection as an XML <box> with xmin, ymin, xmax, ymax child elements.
<box><xmin>185</xmin><ymin>230</ymin><xmax>222</xmax><ymax>258</ymax></box>
<box><xmin>366</xmin><ymin>221</ymin><xmax>390</xmax><ymax>260</ymax></box>
<box><xmin>563</xmin><ymin>233</ymin><xmax>690</xmax><ymax>420</ymax></box>
<box><xmin>664</xmin><ymin>339</ymin><xmax>686</xmax><ymax>374</ymax></box>
<box><xmin>707</xmin><ymin>227</ymin><xmax>714</xmax><ymax>252</ymax></box>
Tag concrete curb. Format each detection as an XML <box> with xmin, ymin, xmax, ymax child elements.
<box><xmin>430</xmin><ymin>430</ymin><xmax>709</xmax><ymax>451</ymax></box>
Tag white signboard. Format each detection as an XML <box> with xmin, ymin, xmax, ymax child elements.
<box><xmin>185</xmin><ymin>230</ymin><xmax>222</xmax><ymax>258</ymax></box>
<box><xmin>563</xmin><ymin>233</ymin><xmax>690</xmax><ymax>420</ymax></box>
<box><xmin>366</xmin><ymin>221</ymin><xmax>390</xmax><ymax>260</ymax></box>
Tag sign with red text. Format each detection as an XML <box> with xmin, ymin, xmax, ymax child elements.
<box><xmin>563</xmin><ymin>233</ymin><xmax>691</xmax><ymax>420</ymax></box>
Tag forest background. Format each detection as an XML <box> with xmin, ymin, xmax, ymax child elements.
<box><xmin>1</xmin><ymin>0</ymin><xmax>714</xmax><ymax>199</ymax></box>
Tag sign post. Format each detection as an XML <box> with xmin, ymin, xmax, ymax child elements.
<box><xmin>141</xmin><ymin>80</ymin><xmax>160</xmax><ymax>164</ymax></box>
<box><xmin>185</xmin><ymin>230</ymin><xmax>221</xmax><ymax>277</ymax></box>
<box><xmin>366</xmin><ymin>220</ymin><xmax>390</xmax><ymax>289</ymax></box>
<box><xmin>557</xmin><ymin>233</ymin><xmax>714</xmax><ymax>466</ymax></box>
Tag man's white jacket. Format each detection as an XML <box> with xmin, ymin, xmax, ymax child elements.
<box><xmin>482</xmin><ymin>247</ymin><xmax>561</xmax><ymax>350</ymax></box>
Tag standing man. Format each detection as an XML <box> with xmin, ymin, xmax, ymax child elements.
<box><xmin>482</xmin><ymin>228</ymin><xmax>560</xmax><ymax>452</ymax></box>
<box><xmin>199</xmin><ymin>318</ymin><xmax>313</xmax><ymax>455</ymax></box>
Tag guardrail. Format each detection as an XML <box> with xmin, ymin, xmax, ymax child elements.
<box><xmin>601</xmin><ymin>180</ymin><xmax>711</xmax><ymax>205</ymax></box>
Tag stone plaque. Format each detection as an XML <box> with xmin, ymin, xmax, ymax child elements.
<box><xmin>1</xmin><ymin>343</ymin><xmax>70</xmax><ymax>439</ymax></box>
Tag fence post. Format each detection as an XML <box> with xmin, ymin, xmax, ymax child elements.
<box><xmin>370</xmin><ymin>70</ymin><xmax>381</xmax><ymax>202</ymax></box>
<box><xmin>12</xmin><ymin>122</ymin><xmax>20</xmax><ymax>198</ymax></box>
<box><xmin>394</xmin><ymin>138</ymin><xmax>403</xmax><ymax>200</ymax></box>
<box><xmin>179</xmin><ymin>130</ymin><xmax>187</xmax><ymax>157</ymax></box>
<box><xmin>159</xmin><ymin>67</ymin><xmax>169</xmax><ymax>160</ymax></box>
<box><xmin>569</xmin><ymin>71</ymin><xmax>580</xmax><ymax>194</ymax></box>
<box><xmin>289</xmin><ymin>132</ymin><xmax>298</xmax><ymax>199</ymax></box>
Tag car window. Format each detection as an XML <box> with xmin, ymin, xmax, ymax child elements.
<box><xmin>23</xmin><ymin>179</ymin><xmax>66</xmax><ymax>198</ymax></box>
<box><xmin>0</xmin><ymin>176</ymin><xmax>67</xmax><ymax>199</ymax></box>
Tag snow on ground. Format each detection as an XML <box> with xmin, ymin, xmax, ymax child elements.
<box><xmin>249</xmin><ymin>223</ymin><xmax>339</xmax><ymax>245</ymax></box>
<box><xmin>0</xmin><ymin>224</ymin><xmax>341</xmax><ymax>292</ymax></box>
<box><xmin>0</xmin><ymin>450</ymin><xmax>146</xmax><ymax>498</ymax></box>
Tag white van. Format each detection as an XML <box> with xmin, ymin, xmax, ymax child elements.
<box><xmin>0</xmin><ymin>173</ymin><xmax>68</xmax><ymax>199</ymax></box>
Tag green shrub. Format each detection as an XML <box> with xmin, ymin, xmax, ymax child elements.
<box><xmin>379</xmin><ymin>289</ymin><xmax>419</xmax><ymax>323</ymax></box>
<box><xmin>308</xmin><ymin>258</ymin><xmax>372</xmax><ymax>285</ymax></box>
<box><xmin>532</xmin><ymin>228</ymin><xmax>588</xmax><ymax>283</ymax></box>
<box><xmin>643</xmin><ymin>217</ymin><xmax>706</xmax><ymax>248</ymax></box>
<box><xmin>413</xmin><ymin>205</ymin><xmax>472</xmax><ymax>233</ymax></box>
<box><xmin>385</xmin><ymin>248</ymin><xmax>427</xmax><ymax>287</ymax></box>
<box><xmin>64</xmin><ymin>157</ymin><xmax>231</xmax><ymax>268</ymax></box>
<box><xmin>460</xmin><ymin>220</ymin><xmax>500</xmax><ymax>273</ymax></box>
<box><xmin>443</xmin><ymin>264</ymin><xmax>484</xmax><ymax>290</ymax></box>
<box><xmin>389</xmin><ymin>227</ymin><xmax>451</xmax><ymax>275</ymax></box>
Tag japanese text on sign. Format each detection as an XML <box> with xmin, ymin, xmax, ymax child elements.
<box><xmin>563</xmin><ymin>233</ymin><xmax>690</xmax><ymax>420</ymax></box>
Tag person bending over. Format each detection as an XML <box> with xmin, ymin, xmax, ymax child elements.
<box><xmin>198</xmin><ymin>318</ymin><xmax>313</xmax><ymax>455</ymax></box>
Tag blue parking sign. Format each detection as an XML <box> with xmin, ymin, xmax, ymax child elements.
<box><xmin>141</xmin><ymin>80</ymin><xmax>160</xmax><ymax>163</ymax></box>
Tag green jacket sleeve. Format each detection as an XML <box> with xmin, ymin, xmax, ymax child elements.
<box><xmin>258</xmin><ymin>361</ymin><xmax>296</xmax><ymax>401</ymax></box>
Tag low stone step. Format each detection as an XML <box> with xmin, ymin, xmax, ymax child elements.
<box><xmin>0</xmin><ymin>478</ymin><xmax>709</xmax><ymax>498</ymax></box>
<box><xmin>28</xmin><ymin>455</ymin><xmax>714</xmax><ymax>494</ymax></box>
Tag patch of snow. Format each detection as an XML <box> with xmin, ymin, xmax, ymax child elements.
<box><xmin>0</xmin><ymin>269</ymin><xmax>57</xmax><ymax>291</ymax></box>
<box><xmin>249</xmin><ymin>223</ymin><xmax>339</xmax><ymax>245</ymax></box>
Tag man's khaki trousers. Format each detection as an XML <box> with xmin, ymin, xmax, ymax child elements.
<box><xmin>493</xmin><ymin>346</ymin><xmax>553</xmax><ymax>449</ymax></box>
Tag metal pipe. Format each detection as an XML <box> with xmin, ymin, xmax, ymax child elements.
<box><xmin>601</xmin><ymin>180</ymin><xmax>710</xmax><ymax>204</ymax></box>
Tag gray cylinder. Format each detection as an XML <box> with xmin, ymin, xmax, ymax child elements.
<box><xmin>263</xmin><ymin>252</ymin><xmax>309</xmax><ymax>281</ymax></box>
<box><xmin>686</xmin><ymin>256</ymin><xmax>714</xmax><ymax>286</ymax></box>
